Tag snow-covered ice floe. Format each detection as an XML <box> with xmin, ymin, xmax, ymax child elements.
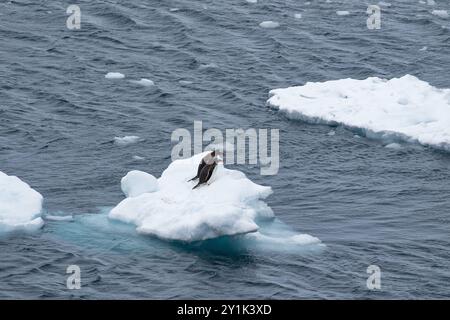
<box><xmin>110</xmin><ymin>152</ymin><xmax>276</xmax><ymax>242</ymax></box>
<box><xmin>0</xmin><ymin>171</ymin><xmax>44</xmax><ymax>233</ymax></box>
<box><xmin>267</xmin><ymin>75</ymin><xmax>450</xmax><ymax>150</ymax></box>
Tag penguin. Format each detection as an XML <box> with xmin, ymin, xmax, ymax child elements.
<box><xmin>188</xmin><ymin>150</ymin><xmax>217</xmax><ymax>182</ymax></box>
<box><xmin>192</xmin><ymin>160</ymin><xmax>218</xmax><ymax>189</ymax></box>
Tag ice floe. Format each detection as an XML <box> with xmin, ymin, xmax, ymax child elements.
<box><xmin>267</xmin><ymin>75</ymin><xmax>450</xmax><ymax>150</ymax></box>
<box><xmin>109</xmin><ymin>152</ymin><xmax>275</xmax><ymax>241</ymax></box>
<box><xmin>0</xmin><ymin>171</ymin><xmax>44</xmax><ymax>233</ymax></box>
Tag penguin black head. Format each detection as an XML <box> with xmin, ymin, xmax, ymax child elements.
<box><xmin>211</xmin><ymin>150</ymin><xmax>216</xmax><ymax>157</ymax></box>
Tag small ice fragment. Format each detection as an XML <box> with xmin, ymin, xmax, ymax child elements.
<box><xmin>105</xmin><ymin>72</ymin><xmax>125</xmax><ymax>79</ymax></box>
<box><xmin>336</xmin><ymin>11</ymin><xmax>350</xmax><ymax>16</ymax></box>
<box><xmin>259</xmin><ymin>21</ymin><xmax>280</xmax><ymax>28</ymax></box>
<box><xmin>385</xmin><ymin>143</ymin><xmax>402</xmax><ymax>149</ymax></box>
<box><xmin>132</xmin><ymin>78</ymin><xmax>155</xmax><ymax>86</ymax></box>
<box><xmin>432</xmin><ymin>10</ymin><xmax>448</xmax><ymax>19</ymax></box>
<box><xmin>294</xmin><ymin>13</ymin><xmax>302</xmax><ymax>19</ymax></box>
<box><xmin>132</xmin><ymin>155</ymin><xmax>146</xmax><ymax>161</ymax></box>
<box><xmin>114</xmin><ymin>136</ymin><xmax>142</xmax><ymax>146</ymax></box>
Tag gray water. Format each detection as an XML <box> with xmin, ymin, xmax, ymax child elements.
<box><xmin>1</xmin><ymin>0</ymin><xmax>450</xmax><ymax>299</ymax></box>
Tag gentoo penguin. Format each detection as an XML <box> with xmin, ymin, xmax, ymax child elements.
<box><xmin>192</xmin><ymin>154</ymin><xmax>222</xmax><ymax>189</ymax></box>
<box><xmin>188</xmin><ymin>150</ymin><xmax>217</xmax><ymax>182</ymax></box>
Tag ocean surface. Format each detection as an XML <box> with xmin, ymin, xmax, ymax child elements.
<box><xmin>1</xmin><ymin>0</ymin><xmax>450</xmax><ymax>299</ymax></box>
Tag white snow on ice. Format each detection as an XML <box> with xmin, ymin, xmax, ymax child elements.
<box><xmin>267</xmin><ymin>75</ymin><xmax>450</xmax><ymax>150</ymax></box>
<box><xmin>109</xmin><ymin>152</ymin><xmax>277</xmax><ymax>242</ymax></box>
<box><xmin>105</xmin><ymin>72</ymin><xmax>125</xmax><ymax>79</ymax></box>
<box><xmin>114</xmin><ymin>136</ymin><xmax>142</xmax><ymax>146</ymax></box>
<box><xmin>0</xmin><ymin>171</ymin><xmax>44</xmax><ymax>233</ymax></box>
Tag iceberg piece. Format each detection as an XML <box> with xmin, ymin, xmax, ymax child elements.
<box><xmin>0</xmin><ymin>171</ymin><xmax>44</xmax><ymax>232</ymax></box>
<box><xmin>105</xmin><ymin>72</ymin><xmax>125</xmax><ymax>79</ymax></box>
<box><xmin>432</xmin><ymin>10</ymin><xmax>448</xmax><ymax>19</ymax></box>
<box><xmin>131</xmin><ymin>78</ymin><xmax>155</xmax><ymax>86</ymax></box>
<box><xmin>113</xmin><ymin>135</ymin><xmax>142</xmax><ymax>146</ymax></box>
<box><xmin>259</xmin><ymin>21</ymin><xmax>280</xmax><ymax>28</ymax></box>
<box><xmin>267</xmin><ymin>75</ymin><xmax>450</xmax><ymax>150</ymax></box>
<box><xmin>109</xmin><ymin>152</ymin><xmax>274</xmax><ymax>241</ymax></box>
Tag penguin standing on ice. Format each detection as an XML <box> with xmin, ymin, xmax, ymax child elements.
<box><xmin>192</xmin><ymin>152</ymin><xmax>222</xmax><ymax>189</ymax></box>
<box><xmin>188</xmin><ymin>150</ymin><xmax>218</xmax><ymax>182</ymax></box>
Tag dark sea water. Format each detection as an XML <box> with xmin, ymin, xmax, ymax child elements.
<box><xmin>1</xmin><ymin>0</ymin><xmax>450</xmax><ymax>299</ymax></box>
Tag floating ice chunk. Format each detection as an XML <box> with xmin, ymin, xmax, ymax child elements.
<box><xmin>45</xmin><ymin>215</ymin><xmax>74</xmax><ymax>222</ymax></box>
<box><xmin>267</xmin><ymin>75</ymin><xmax>450</xmax><ymax>150</ymax></box>
<box><xmin>105</xmin><ymin>72</ymin><xmax>125</xmax><ymax>79</ymax></box>
<box><xmin>336</xmin><ymin>11</ymin><xmax>350</xmax><ymax>16</ymax></box>
<box><xmin>121</xmin><ymin>170</ymin><xmax>158</xmax><ymax>198</ymax></box>
<box><xmin>109</xmin><ymin>152</ymin><xmax>274</xmax><ymax>241</ymax></box>
<box><xmin>246</xmin><ymin>0</ymin><xmax>257</xmax><ymax>3</ymax></box>
<box><xmin>0</xmin><ymin>171</ymin><xmax>44</xmax><ymax>233</ymax></box>
<box><xmin>419</xmin><ymin>46</ymin><xmax>428</xmax><ymax>51</ymax></box>
<box><xmin>199</xmin><ymin>63</ymin><xmax>218</xmax><ymax>70</ymax></box>
<box><xmin>385</xmin><ymin>143</ymin><xmax>402</xmax><ymax>149</ymax></box>
<box><xmin>419</xmin><ymin>0</ymin><xmax>426</xmax><ymax>4</ymax></box>
<box><xmin>259</xmin><ymin>21</ymin><xmax>280</xmax><ymax>28</ymax></box>
<box><xmin>327</xmin><ymin>130</ymin><xmax>336</xmax><ymax>136</ymax></box>
<box><xmin>132</xmin><ymin>155</ymin><xmax>146</xmax><ymax>161</ymax></box>
<box><xmin>378</xmin><ymin>1</ymin><xmax>392</xmax><ymax>7</ymax></box>
<box><xmin>432</xmin><ymin>10</ymin><xmax>448</xmax><ymax>18</ymax></box>
<box><xmin>169</xmin><ymin>8</ymin><xmax>179</xmax><ymax>12</ymax></box>
<box><xmin>114</xmin><ymin>136</ymin><xmax>142</xmax><ymax>146</ymax></box>
<box><xmin>294</xmin><ymin>13</ymin><xmax>302</xmax><ymax>19</ymax></box>
<box><xmin>132</xmin><ymin>78</ymin><xmax>155</xmax><ymax>86</ymax></box>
